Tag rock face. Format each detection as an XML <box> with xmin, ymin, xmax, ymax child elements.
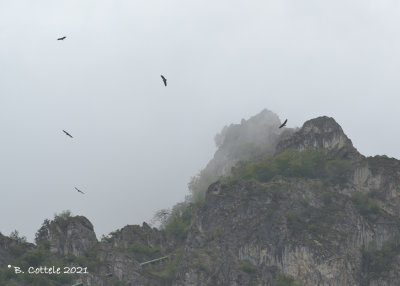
<box><xmin>166</xmin><ymin>116</ymin><xmax>400</xmax><ymax>286</ymax></box>
<box><xmin>170</xmin><ymin>116</ymin><xmax>400</xmax><ymax>286</ymax></box>
<box><xmin>4</xmin><ymin>113</ymin><xmax>400</xmax><ymax>286</ymax></box>
<box><xmin>277</xmin><ymin>116</ymin><xmax>359</xmax><ymax>158</ymax></box>
<box><xmin>172</xmin><ymin>178</ymin><xmax>400</xmax><ymax>286</ymax></box>
<box><xmin>0</xmin><ymin>233</ymin><xmax>34</xmax><ymax>267</ymax></box>
<box><xmin>47</xmin><ymin>215</ymin><xmax>98</xmax><ymax>257</ymax></box>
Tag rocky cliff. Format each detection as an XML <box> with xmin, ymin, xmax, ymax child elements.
<box><xmin>46</xmin><ymin>215</ymin><xmax>98</xmax><ymax>257</ymax></box>
<box><xmin>2</xmin><ymin>113</ymin><xmax>400</xmax><ymax>286</ymax></box>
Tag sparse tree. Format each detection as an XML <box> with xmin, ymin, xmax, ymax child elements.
<box><xmin>35</xmin><ymin>219</ymin><xmax>50</xmax><ymax>244</ymax></box>
<box><xmin>9</xmin><ymin>230</ymin><xmax>27</xmax><ymax>244</ymax></box>
<box><xmin>151</xmin><ymin>209</ymin><xmax>171</xmax><ymax>228</ymax></box>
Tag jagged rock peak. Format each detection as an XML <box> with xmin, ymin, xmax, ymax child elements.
<box><xmin>45</xmin><ymin>215</ymin><xmax>98</xmax><ymax>257</ymax></box>
<box><xmin>214</xmin><ymin>108</ymin><xmax>281</xmax><ymax>148</ymax></box>
<box><xmin>277</xmin><ymin>116</ymin><xmax>359</xmax><ymax>155</ymax></box>
<box><xmin>108</xmin><ymin>222</ymin><xmax>165</xmax><ymax>249</ymax></box>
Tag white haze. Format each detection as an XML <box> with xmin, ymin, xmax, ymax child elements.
<box><xmin>1</xmin><ymin>0</ymin><xmax>400</xmax><ymax>241</ymax></box>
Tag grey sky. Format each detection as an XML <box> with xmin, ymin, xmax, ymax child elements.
<box><xmin>1</xmin><ymin>1</ymin><xmax>400</xmax><ymax>241</ymax></box>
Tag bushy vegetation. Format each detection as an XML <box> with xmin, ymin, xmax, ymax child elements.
<box><xmin>0</xmin><ymin>244</ymin><xmax>73</xmax><ymax>286</ymax></box>
<box><xmin>275</xmin><ymin>274</ymin><xmax>304</xmax><ymax>286</ymax></box>
<box><xmin>146</xmin><ymin>247</ymin><xmax>185</xmax><ymax>285</ymax></box>
<box><xmin>64</xmin><ymin>244</ymin><xmax>102</xmax><ymax>272</ymax></box>
<box><xmin>231</xmin><ymin>148</ymin><xmax>353</xmax><ymax>184</ymax></box>
<box><xmin>53</xmin><ymin>210</ymin><xmax>73</xmax><ymax>231</ymax></box>
<box><xmin>35</xmin><ymin>219</ymin><xmax>50</xmax><ymax>244</ymax></box>
<box><xmin>129</xmin><ymin>243</ymin><xmax>163</xmax><ymax>262</ymax></box>
<box><xmin>0</xmin><ymin>237</ymin><xmax>103</xmax><ymax>285</ymax></box>
<box><xmin>34</xmin><ymin>211</ymin><xmax>72</xmax><ymax>244</ymax></box>
<box><xmin>351</xmin><ymin>193</ymin><xmax>381</xmax><ymax>220</ymax></box>
<box><xmin>33</xmin><ymin>210</ymin><xmax>75</xmax><ymax>247</ymax></box>
<box><xmin>160</xmin><ymin>202</ymin><xmax>194</xmax><ymax>241</ymax></box>
<box><xmin>9</xmin><ymin>230</ymin><xmax>27</xmax><ymax>244</ymax></box>
<box><xmin>285</xmin><ymin>190</ymin><xmax>345</xmax><ymax>241</ymax></box>
<box><xmin>238</xmin><ymin>261</ymin><xmax>258</xmax><ymax>274</ymax></box>
<box><xmin>362</xmin><ymin>238</ymin><xmax>400</xmax><ymax>281</ymax></box>
<box><xmin>205</xmin><ymin>225</ymin><xmax>223</xmax><ymax>242</ymax></box>
<box><xmin>8</xmin><ymin>230</ymin><xmax>29</xmax><ymax>257</ymax></box>
<box><xmin>0</xmin><ymin>210</ymin><xmax>106</xmax><ymax>285</ymax></box>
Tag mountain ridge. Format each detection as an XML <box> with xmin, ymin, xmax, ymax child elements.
<box><xmin>2</xmin><ymin>111</ymin><xmax>400</xmax><ymax>286</ymax></box>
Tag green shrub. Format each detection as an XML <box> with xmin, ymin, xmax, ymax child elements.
<box><xmin>238</xmin><ymin>261</ymin><xmax>258</xmax><ymax>274</ymax></box>
<box><xmin>231</xmin><ymin>148</ymin><xmax>353</xmax><ymax>184</ymax></box>
<box><xmin>53</xmin><ymin>210</ymin><xmax>73</xmax><ymax>231</ymax></box>
<box><xmin>9</xmin><ymin>230</ymin><xmax>27</xmax><ymax>244</ymax></box>
<box><xmin>130</xmin><ymin>243</ymin><xmax>163</xmax><ymax>261</ymax></box>
<box><xmin>351</xmin><ymin>193</ymin><xmax>381</xmax><ymax>220</ymax></box>
<box><xmin>35</xmin><ymin>219</ymin><xmax>50</xmax><ymax>244</ymax></box>
<box><xmin>362</xmin><ymin>239</ymin><xmax>400</xmax><ymax>280</ymax></box>
<box><xmin>275</xmin><ymin>274</ymin><xmax>303</xmax><ymax>286</ymax></box>
<box><xmin>0</xmin><ymin>244</ymin><xmax>74</xmax><ymax>285</ymax></box>
<box><xmin>205</xmin><ymin>225</ymin><xmax>223</xmax><ymax>242</ymax></box>
<box><xmin>147</xmin><ymin>247</ymin><xmax>184</xmax><ymax>284</ymax></box>
<box><xmin>285</xmin><ymin>192</ymin><xmax>345</xmax><ymax>241</ymax></box>
<box><xmin>164</xmin><ymin>203</ymin><xmax>193</xmax><ymax>241</ymax></box>
<box><xmin>67</xmin><ymin>244</ymin><xmax>102</xmax><ymax>272</ymax></box>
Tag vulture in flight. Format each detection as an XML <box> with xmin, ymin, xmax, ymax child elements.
<box><xmin>75</xmin><ymin>187</ymin><xmax>85</xmax><ymax>194</ymax></box>
<box><xmin>279</xmin><ymin>119</ymin><xmax>288</xmax><ymax>129</ymax></box>
<box><xmin>57</xmin><ymin>36</ymin><xmax>66</xmax><ymax>41</ymax></box>
<box><xmin>161</xmin><ymin>75</ymin><xmax>167</xmax><ymax>86</ymax></box>
<box><xmin>62</xmin><ymin>130</ymin><xmax>73</xmax><ymax>138</ymax></box>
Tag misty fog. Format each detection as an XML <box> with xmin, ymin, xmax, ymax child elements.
<box><xmin>1</xmin><ymin>0</ymin><xmax>400</xmax><ymax>241</ymax></box>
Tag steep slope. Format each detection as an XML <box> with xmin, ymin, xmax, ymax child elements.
<box><xmin>171</xmin><ymin>116</ymin><xmax>400</xmax><ymax>286</ymax></box>
<box><xmin>187</xmin><ymin>109</ymin><xmax>295</xmax><ymax>202</ymax></box>
<box><xmin>2</xmin><ymin>113</ymin><xmax>400</xmax><ymax>286</ymax></box>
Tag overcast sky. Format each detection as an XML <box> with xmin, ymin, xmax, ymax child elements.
<box><xmin>1</xmin><ymin>0</ymin><xmax>400</xmax><ymax>242</ymax></box>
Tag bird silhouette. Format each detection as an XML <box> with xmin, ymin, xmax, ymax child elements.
<box><xmin>57</xmin><ymin>36</ymin><xmax>66</xmax><ymax>41</ymax></box>
<box><xmin>161</xmin><ymin>75</ymin><xmax>167</xmax><ymax>86</ymax></box>
<box><xmin>75</xmin><ymin>187</ymin><xmax>85</xmax><ymax>194</ymax></box>
<box><xmin>279</xmin><ymin>119</ymin><xmax>288</xmax><ymax>129</ymax></box>
<box><xmin>62</xmin><ymin>130</ymin><xmax>73</xmax><ymax>138</ymax></box>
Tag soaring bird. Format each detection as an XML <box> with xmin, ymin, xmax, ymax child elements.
<box><xmin>279</xmin><ymin>119</ymin><xmax>288</xmax><ymax>129</ymax></box>
<box><xmin>75</xmin><ymin>187</ymin><xmax>85</xmax><ymax>194</ymax></box>
<box><xmin>57</xmin><ymin>36</ymin><xmax>66</xmax><ymax>41</ymax></box>
<box><xmin>62</xmin><ymin>130</ymin><xmax>73</xmax><ymax>138</ymax></box>
<box><xmin>161</xmin><ymin>75</ymin><xmax>167</xmax><ymax>86</ymax></box>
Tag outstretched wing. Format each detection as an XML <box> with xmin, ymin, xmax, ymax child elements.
<box><xmin>279</xmin><ymin>119</ymin><xmax>288</xmax><ymax>129</ymax></box>
<box><xmin>63</xmin><ymin>130</ymin><xmax>73</xmax><ymax>138</ymax></box>
<box><xmin>75</xmin><ymin>187</ymin><xmax>85</xmax><ymax>194</ymax></box>
<box><xmin>161</xmin><ymin>75</ymin><xmax>167</xmax><ymax>86</ymax></box>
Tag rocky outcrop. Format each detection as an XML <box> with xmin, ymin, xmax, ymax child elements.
<box><xmin>168</xmin><ymin>116</ymin><xmax>400</xmax><ymax>286</ymax></box>
<box><xmin>47</xmin><ymin>215</ymin><xmax>98</xmax><ymax>257</ymax></box>
<box><xmin>4</xmin><ymin>112</ymin><xmax>400</xmax><ymax>286</ymax></box>
<box><xmin>277</xmin><ymin>116</ymin><xmax>360</xmax><ymax>159</ymax></box>
<box><xmin>109</xmin><ymin>222</ymin><xmax>166</xmax><ymax>250</ymax></box>
<box><xmin>0</xmin><ymin>233</ymin><xmax>34</xmax><ymax>267</ymax></box>
<box><xmin>172</xmin><ymin>177</ymin><xmax>400</xmax><ymax>285</ymax></box>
